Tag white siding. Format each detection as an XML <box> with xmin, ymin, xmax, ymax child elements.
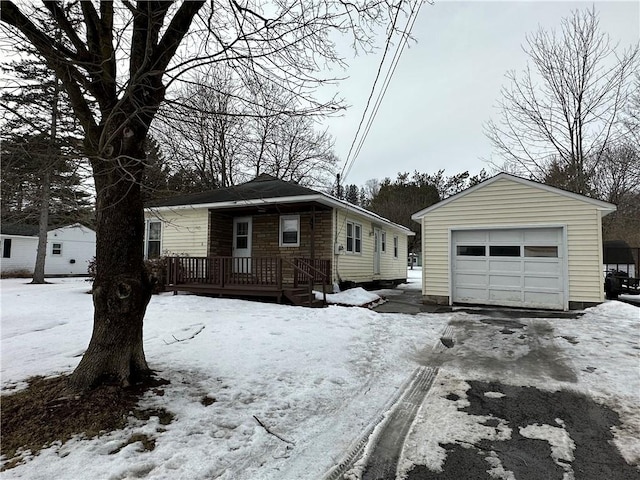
<box><xmin>333</xmin><ymin>209</ymin><xmax>408</xmax><ymax>284</ymax></box>
<box><xmin>421</xmin><ymin>178</ymin><xmax>606</xmax><ymax>304</ymax></box>
<box><xmin>145</xmin><ymin>208</ymin><xmax>209</xmax><ymax>257</ymax></box>
<box><xmin>0</xmin><ymin>236</ymin><xmax>38</xmax><ymax>274</ymax></box>
<box><xmin>45</xmin><ymin>224</ymin><xmax>96</xmax><ymax>275</ymax></box>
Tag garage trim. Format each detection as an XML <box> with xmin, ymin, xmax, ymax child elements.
<box><xmin>448</xmin><ymin>224</ymin><xmax>569</xmax><ymax>310</ymax></box>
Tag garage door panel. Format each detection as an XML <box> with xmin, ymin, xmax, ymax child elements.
<box><xmin>455</xmin><ymin>258</ymin><xmax>487</xmax><ymax>272</ymax></box>
<box><xmin>453</xmin><ymin>227</ymin><xmax>565</xmax><ymax>310</ymax></box>
<box><xmin>488</xmin><ymin>259</ymin><xmax>522</xmax><ymax>273</ymax></box>
<box><xmin>524</xmin><ymin>291</ymin><xmax>562</xmax><ymax>306</ymax></box>
<box><xmin>489</xmin><ymin>274</ymin><xmax>521</xmax><ymax>287</ymax></box>
<box><xmin>489</xmin><ymin>289</ymin><xmax>522</xmax><ymax>302</ymax></box>
<box><xmin>524</xmin><ymin>276</ymin><xmax>561</xmax><ymax>290</ymax></box>
<box><xmin>456</xmin><ymin>287</ymin><xmax>489</xmax><ymax>302</ymax></box>
<box><xmin>456</xmin><ymin>273</ymin><xmax>487</xmax><ymax>287</ymax></box>
<box><xmin>524</xmin><ymin>261</ymin><xmax>561</xmax><ymax>275</ymax></box>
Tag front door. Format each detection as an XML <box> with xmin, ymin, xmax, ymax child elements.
<box><xmin>233</xmin><ymin>217</ymin><xmax>252</xmax><ymax>273</ymax></box>
<box><xmin>373</xmin><ymin>227</ymin><xmax>381</xmax><ymax>275</ymax></box>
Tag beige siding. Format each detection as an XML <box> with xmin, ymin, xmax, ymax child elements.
<box><xmin>421</xmin><ymin>178</ymin><xmax>605</xmax><ymax>303</ymax></box>
<box><xmin>145</xmin><ymin>207</ymin><xmax>209</xmax><ymax>257</ymax></box>
<box><xmin>333</xmin><ymin>209</ymin><xmax>408</xmax><ymax>283</ymax></box>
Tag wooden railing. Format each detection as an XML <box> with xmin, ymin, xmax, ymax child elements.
<box><xmin>289</xmin><ymin>258</ymin><xmax>330</xmax><ymax>305</ymax></box>
<box><xmin>167</xmin><ymin>256</ymin><xmax>282</xmax><ymax>288</ymax></box>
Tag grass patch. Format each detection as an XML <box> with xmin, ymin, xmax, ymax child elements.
<box><xmin>1</xmin><ymin>374</ymin><xmax>170</xmax><ymax>470</ymax></box>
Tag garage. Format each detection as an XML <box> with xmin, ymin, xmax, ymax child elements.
<box><xmin>411</xmin><ymin>173</ymin><xmax>616</xmax><ymax>310</ymax></box>
<box><xmin>452</xmin><ymin>227</ymin><xmax>565</xmax><ymax>309</ymax></box>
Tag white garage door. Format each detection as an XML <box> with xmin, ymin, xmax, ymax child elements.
<box><xmin>452</xmin><ymin>228</ymin><xmax>565</xmax><ymax>310</ymax></box>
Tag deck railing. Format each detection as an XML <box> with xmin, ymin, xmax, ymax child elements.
<box><xmin>167</xmin><ymin>256</ymin><xmax>282</xmax><ymax>288</ymax></box>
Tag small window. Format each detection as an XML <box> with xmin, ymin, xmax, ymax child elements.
<box><xmin>147</xmin><ymin>221</ymin><xmax>161</xmax><ymax>259</ymax></box>
<box><xmin>346</xmin><ymin>221</ymin><xmax>362</xmax><ymax>254</ymax></box>
<box><xmin>457</xmin><ymin>245</ymin><xmax>485</xmax><ymax>256</ymax></box>
<box><xmin>524</xmin><ymin>246</ymin><xmax>558</xmax><ymax>258</ymax></box>
<box><xmin>381</xmin><ymin>232</ymin><xmax>386</xmax><ymax>253</ymax></box>
<box><xmin>393</xmin><ymin>236</ymin><xmax>398</xmax><ymax>258</ymax></box>
<box><xmin>52</xmin><ymin>242</ymin><xmax>63</xmax><ymax>255</ymax></box>
<box><xmin>2</xmin><ymin>238</ymin><xmax>12</xmax><ymax>258</ymax></box>
<box><xmin>280</xmin><ymin>215</ymin><xmax>300</xmax><ymax>247</ymax></box>
<box><xmin>490</xmin><ymin>245</ymin><xmax>520</xmax><ymax>257</ymax></box>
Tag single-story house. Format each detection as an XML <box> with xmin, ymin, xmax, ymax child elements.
<box><xmin>1</xmin><ymin>223</ymin><xmax>96</xmax><ymax>276</ymax></box>
<box><xmin>144</xmin><ymin>174</ymin><xmax>413</xmax><ymax>304</ymax></box>
<box><xmin>411</xmin><ymin>173</ymin><xmax>616</xmax><ymax>310</ymax></box>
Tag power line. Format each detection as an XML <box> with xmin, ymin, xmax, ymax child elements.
<box><xmin>340</xmin><ymin>0</ymin><xmax>425</xmax><ymax>183</ymax></box>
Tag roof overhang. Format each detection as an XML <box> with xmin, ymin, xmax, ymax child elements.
<box><xmin>146</xmin><ymin>193</ymin><xmax>415</xmax><ymax>235</ymax></box>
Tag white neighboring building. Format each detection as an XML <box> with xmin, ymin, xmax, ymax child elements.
<box><xmin>1</xmin><ymin>223</ymin><xmax>96</xmax><ymax>276</ymax></box>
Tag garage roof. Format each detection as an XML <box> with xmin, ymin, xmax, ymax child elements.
<box><xmin>411</xmin><ymin>173</ymin><xmax>616</xmax><ymax>220</ymax></box>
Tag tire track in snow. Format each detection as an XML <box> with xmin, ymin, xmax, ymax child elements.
<box><xmin>323</xmin><ymin>323</ymin><xmax>452</xmax><ymax>480</ymax></box>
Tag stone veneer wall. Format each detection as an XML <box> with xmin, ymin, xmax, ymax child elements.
<box><xmin>207</xmin><ymin>208</ymin><xmax>333</xmax><ymax>284</ymax></box>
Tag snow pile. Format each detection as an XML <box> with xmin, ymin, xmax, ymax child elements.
<box><xmin>315</xmin><ymin>286</ymin><xmax>384</xmax><ymax>307</ymax></box>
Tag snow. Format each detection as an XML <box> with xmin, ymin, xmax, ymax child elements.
<box><xmin>1</xmin><ymin>272</ymin><xmax>638</xmax><ymax>479</ymax></box>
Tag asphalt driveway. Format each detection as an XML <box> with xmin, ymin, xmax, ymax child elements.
<box><xmin>336</xmin><ymin>293</ymin><xmax>640</xmax><ymax>480</ymax></box>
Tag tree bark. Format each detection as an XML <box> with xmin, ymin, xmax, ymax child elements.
<box><xmin>69</xmin><ymin>134</ymin><xmax>153</xmax><ymax>391</ymax></box>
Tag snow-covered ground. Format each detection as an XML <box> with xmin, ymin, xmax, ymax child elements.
<box><xmin>1</xmin><ymin>269</ymin><xmax>638</xmax><ymax>479</ymax></box>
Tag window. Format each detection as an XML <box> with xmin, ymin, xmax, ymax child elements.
<box><xmin>393</xmin><ymin>236</ymin><xmax>398</xmax><ymax>258</ymax></box>
<box><xmin>381</xmin><ymin>232</ymin><xmax>386</xmax><ymax>253</ymax></box>
<box><xmin>524</xmin><ymin>246</ymin><xmax>558</xmax><ymax>258</ymax></box>
<box><xmin>2</xmin><ymin>239</ymin><xmax>11</xmax><ymax>258</ymax></box>
<box><xmin>280</xmin><ymin>215</ymin><xmax>300</xmax><ymax>247</ymax></box>
<box><xmin>457</xmin><ymin>245</ymin><xmax>485</xmax><ymax>256</ymax></box>
<box><xmin>489</xmin><ymin>245</ymin><xmax>520</xmax><ymax>257</ymax></box>
<box><xmin>52</xmin><ymin>242</ymin><xmax>62</xmax><ymax>255</ymax></box>
<box><xmin>346</xmin><ymin>221</ymin><xmax>362</xmax><ymax>253</ymax></box>
<box><xmin>147</xmin><ymin>221</ymin><xmax>161</xmax><ymax>259</ymax></box>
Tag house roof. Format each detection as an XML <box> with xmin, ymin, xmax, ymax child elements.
<box><xmin>411</xmin><ymin>172</ymin><xmax>617</xmax><ymax>220</ymax></box>
<box><xmin>1</xmin><ymin>224</ymin><xmax>39</xmax><ymax>237</ymax></box>
<box><xmin>146</xmin><ymin>174</ymin><xmax>319</xmax><ymax>208</ymax></box>
<box><xmin>145</xmin><ymin>174</ymin><xmax>414</xmax><ymax>235</ymax></box>
<box><xmin>603</xmin><ymin>240</ymin><xmax>636</xmax><ymax>264</ymax></box>
<box><xmin>1</xmin><ymin>223</ymin><xmax>94</xmax><ymax>237</ymax></box>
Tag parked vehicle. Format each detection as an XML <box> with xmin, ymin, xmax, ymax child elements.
<box><xmin>604</xmin><ymin>270</ymin><xmax>640</xmax><ymax>299</ymax></box>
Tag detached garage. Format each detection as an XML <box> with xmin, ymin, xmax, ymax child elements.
<box><xmin>411</xmin><ymin>173</ymin><xmax>616</xmax><ymax>310</ymax></box>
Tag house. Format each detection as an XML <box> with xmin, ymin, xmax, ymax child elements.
<box><xmin>0</xmin><ymin>223</ymin><xmax>96</xmax><ymax>276</ymax></box>
<box><xmin>144</xmin><ymin>174</ymin><xmax>413</xmax><ymax>304</ymax></box>
<box><xmin>411</xmin><ymin>173</ymin><xmax>616</xmax><ymax>310</ymax></box>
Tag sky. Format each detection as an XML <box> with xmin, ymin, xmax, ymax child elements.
<box><xmin>1</xmin><ymin>274</ymin><xmax>639</xmax><ymax>478</ymax></box>
<box><xmin>323</xmin><ymin>1</ymin><xmax>640</xmax><ymax>187</ymax></box>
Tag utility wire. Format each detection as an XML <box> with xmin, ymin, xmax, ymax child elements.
<box><xmin>340</xmin><ymin>0</ymin><xmax>424</xmax><ymax>183</ymax></box>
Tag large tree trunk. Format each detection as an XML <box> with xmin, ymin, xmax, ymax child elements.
<box><xmin>69</xmin><ymin>136</ymin><xmax>153</xmax><ymax>391</ymax></box>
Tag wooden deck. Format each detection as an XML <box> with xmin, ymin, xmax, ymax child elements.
<box><xmin>166</xmin><ymin>256</ymin><xmax>330</xmax><ymax>307</ymax></box>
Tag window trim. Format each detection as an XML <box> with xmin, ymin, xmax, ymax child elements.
<box><xmin>393</xmin><ymin>235</ymin><xmax>398</xmax><ymax>258</ymax></box>
<box><xmin>146</xmin><ymin>220</ymin><xmax>162</xmax><ymax>259</ymax></box>
<box><xmin>346</xmin><ymin>221</ymin><xmax>362</xmax><ymax>254</ymax></box>
<box><xmin>279</xmin><ymin>214</ymin><xmax>300</xmax><ymax>247</ymax></box>
<box><xmin>381</xmin><ymin>231</ymin><xmax>386</xmax><ymax>253</ymax></box>
<box><xmin>51</xmin><ymin>242</ymin><xmax>63</xmax><ymax>256</ymax></box>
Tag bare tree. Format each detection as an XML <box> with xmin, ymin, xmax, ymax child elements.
<box><xmin>1</xmin><ymin>0</ymin><xmax>409</xmax><ymax>392</ymax></box>
<box><xmin>485</xmin><ymin>8</ymin><xmax>638</xmax><ymax>195</ymax></box>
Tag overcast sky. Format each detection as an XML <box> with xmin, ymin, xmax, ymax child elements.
<box><xmin>323</xmin><ymin>1</ymin><xmax>640</xmax><ymax>187</ymax></box>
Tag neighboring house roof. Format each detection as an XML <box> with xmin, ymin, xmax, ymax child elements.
<box><xmin>603</xmin><ymin>240</ymin><xmax>635</xmax><ymax>264</ymax></box>
<box><xmin>411</xmin><ymin>172</ymin><xmax>617</xmax><ymax>220</ymax></box>
<box><xmin>1</xmin><ymin>224</ymin><xmax>39</xmax><ymax>236</ymax></box>
<box><xmin>0</xmin><ymin>222</ymin><xmax>95</xmax><ymax>237</ymax></box>
<box><xmin>145</xmin><ymin>174</ymin><xmax>414</xmax><ymax>235</ymax></box>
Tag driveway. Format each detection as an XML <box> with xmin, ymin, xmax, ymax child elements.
<box><xmin>335</xmin><ymin>296</ymin><xmax>640</xmax><ymax>480</ymax></box>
